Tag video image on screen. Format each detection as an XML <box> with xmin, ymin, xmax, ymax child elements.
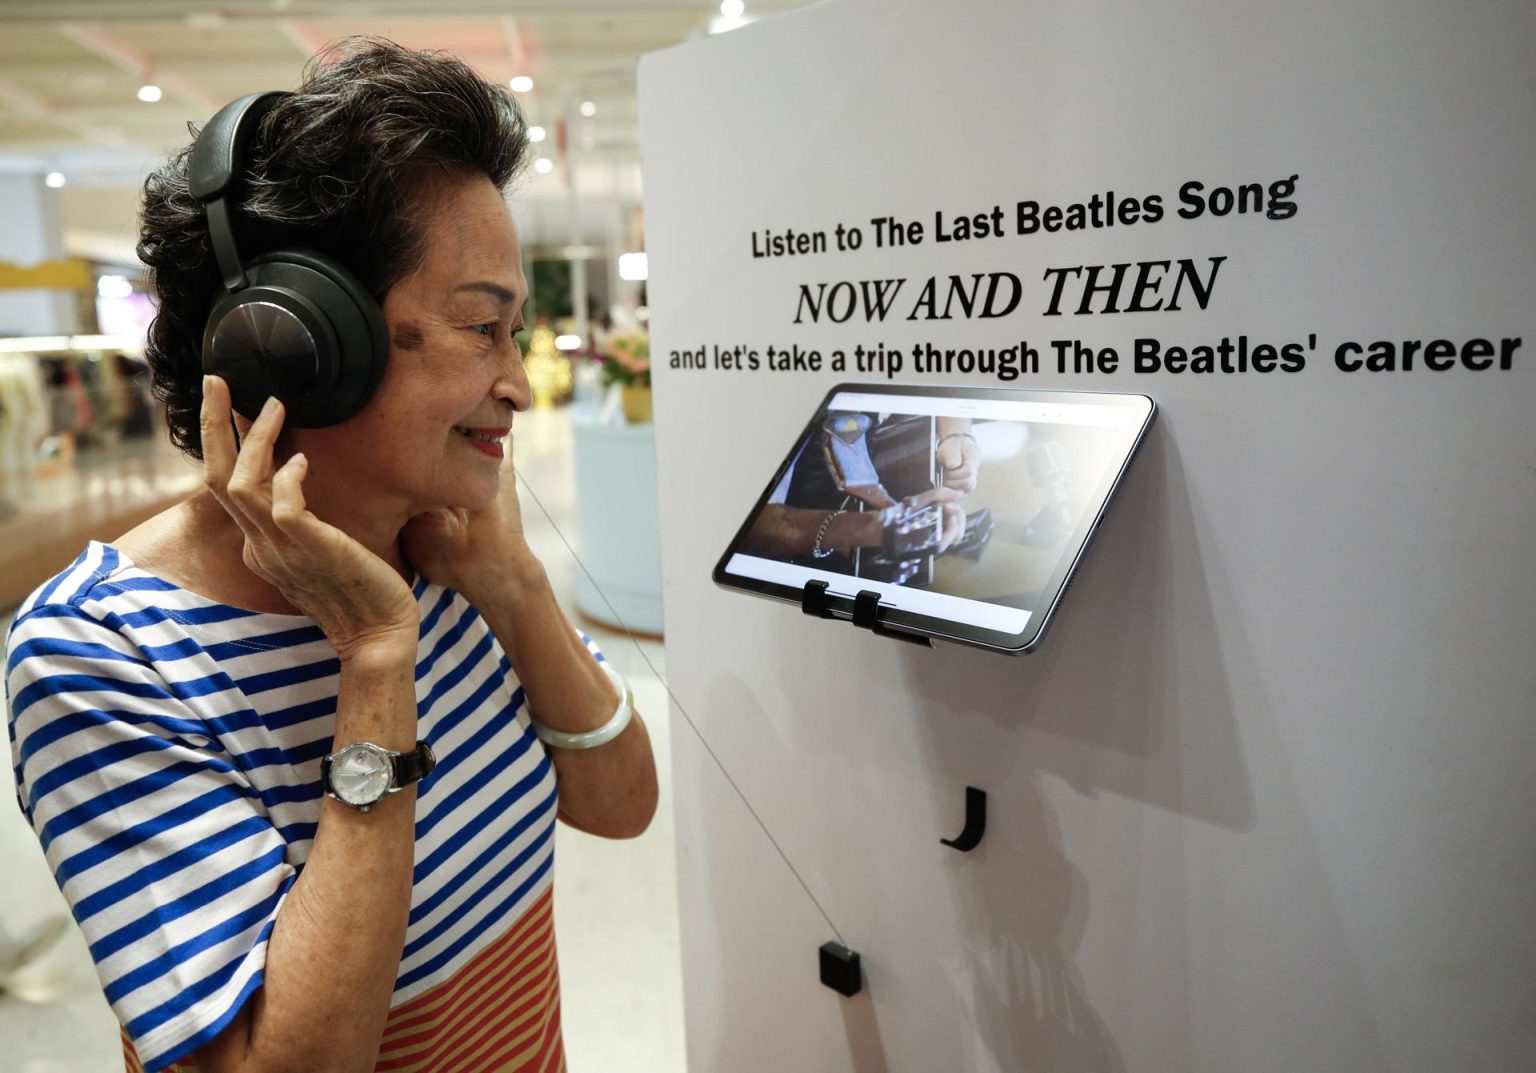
<box><xmin>734</xmin><ymin>396</ymin><xmax>1137</xmax><ymax>615</ymax></box>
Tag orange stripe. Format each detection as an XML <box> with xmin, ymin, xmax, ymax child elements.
<box><xmin>381</xmin><ymin>886</ymin><xmax>554</xmax><ymax>1038</ymax></box>
<box><xmin>379</xmin><ymin>914</ymin><xmax>552</xmax><ymax>1049</ymax></box>
<box><xmin>120</xmin><ymin>1026</ymin><xmax>146</xmax><ymax>1073</ymax></box>
<box><xmin>420</xmin><ymin>929</ymin><xmax>555</xmax><ymax>1055</ymax></box>
<box><xmin>433</xmin><ymin>943</ymin><xmax>559</xmax><ymax>1071</ymax></box>
<box><xmin>536</xmin><ymin>993</ymin><xmax>567</xmax><ymax>1073</ymax></box>
<box><xmin>374</xmin><ymin>888</ymin><xmax>560</xmax><ymax>1072</ymax></box>
<box><xmin>386</xmin><ymin>929</ymin><xmax>558</xmax><ymax>1073</ymax></box>
<box><xmin>377</xmin><ymin>895</ymin><xmax>556</xmax><ymax>1056</ymax></box>
<box><xmin>376</xmin><ymin>929</ymin><xmax>556</xmax><ymax>1069</ymax></box>
<box><xmin>114</xmin><ymin>886</ymin><xmax>560</xmax><ymax>1073</ymax></box>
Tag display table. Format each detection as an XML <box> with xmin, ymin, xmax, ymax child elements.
<box><xmin>570</xmin><ymin>412</ymin><xmax>663</xmax><ymax>636</ymax></box>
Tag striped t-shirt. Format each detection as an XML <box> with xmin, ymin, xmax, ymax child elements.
<box><xmin>6</xmin><ymin>541</ymin><xmax>576</xmax><ymax>1072</ymax></box>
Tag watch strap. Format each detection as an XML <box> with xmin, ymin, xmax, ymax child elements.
<box><xmin>393</xmin><ymin>740</ymin><xmax>437</xmax><ymax>787</ymax></box>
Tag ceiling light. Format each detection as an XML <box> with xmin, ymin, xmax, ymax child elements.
<box><xmin>45</xmin><ymin>171</ymin><xmax>65</xmax><ymax>188</ymax></box>
<box><xmin>579</xmin><ymin>101</ymin><xmax>596</xmax><ymax>118</ymax></box>
<box><xmin>721</xmin><ymin>0</ymin><xmax>746</xmax><ymax>17</ymax></box>
<box><xmin>137</xmin><ymin>83</ymin><xmax>163</xmax><ymax>103</ymax></box>
<box><xmin>528</xmin><ymin>125</ymin><xmax>546</xmax><ymax>143</ymax></box>
<box><xmin>533</xmin><ymin>157</ymin><xmax>554</xmax><ymax>175</ymax></box>
<box><xmin>510</xmin><ymin>75</ymin><xmax>533</xmax><ymax>93</ymax></box>
<box><xmin>554</xmin><ymin>335</ymin><xmax>581</xmax><ymax>351</ymax></box>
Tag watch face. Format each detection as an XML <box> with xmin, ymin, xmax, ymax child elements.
<box><xmin>329</xmin><ymin>744</ymin><xmax>392</xmax><ymax>806</ymax></box>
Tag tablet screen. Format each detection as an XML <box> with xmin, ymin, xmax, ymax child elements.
<box><xmin>712</xmin><ymin>384</ymin><xmax>1156</xmax><ymax>653</ymax></box>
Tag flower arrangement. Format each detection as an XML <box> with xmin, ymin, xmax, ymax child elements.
<box><xmin>596</xmin><ymin>331</ymin><xmax>651</xmax><ymax>389</ymax></box>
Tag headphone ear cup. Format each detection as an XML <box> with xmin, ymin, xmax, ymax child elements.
<box><xmin>202</xmin><ymin>249</ymin><xmax>388</xmax><ymax>428</ymax></box>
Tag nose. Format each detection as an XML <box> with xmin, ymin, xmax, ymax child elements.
<box><xmin>495</xmin><ymin>339</ymin><xmax>532</xmax><ymax>413</ymax></box>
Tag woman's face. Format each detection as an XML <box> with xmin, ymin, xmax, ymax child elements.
<box><xmin>292</xmin><ymin>171</ymin><xmax>531</xmax><ymax>515</ymax></box>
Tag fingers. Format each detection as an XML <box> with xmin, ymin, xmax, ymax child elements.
<box><xmin>913</xmin><ymin>486</ymin><xmax>964</xmax><ymax>507</ymax></box>
<box><xmin>270</xmin><ymin>453</ymin><xmax>310</xmax><ymax>532</ymax></box>
<box><xmin>225</xmin><ymin>397</ymin><xmax>286</xmax><ymax>538</ymax></box>
<box><xmin>938</xmin><ymin>503</ymin><xmax>965</xmax><ymax>553</ymax></box>
<box><xmin>228</xmin><ymin>396</ymin><xmax>284</xmax><ymax>493</ymax></box>
<box><xmin>200</xmin><ymin>375</ymin><xmax>237</xmax><ymax>498</ymax></box>
<box><xmin>201</xmin><ymin>376</ymin><xmax>289</xmax><ymax>541</ymax></box>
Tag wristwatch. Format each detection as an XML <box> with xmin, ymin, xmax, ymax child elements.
<box><xmin>320</xmin><ymin>740</ymin><xmax>436</xmax><ymax>811</ymax></box>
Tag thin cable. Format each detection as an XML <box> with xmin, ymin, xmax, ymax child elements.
<box><xmin>514</xmin><ymin>462</ymin><xmax>847</xmax><ymax>946</ymax></box>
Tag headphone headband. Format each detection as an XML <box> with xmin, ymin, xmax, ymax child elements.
<box><xmin>189</xmin><ymin>91</ymin><xmax>290</xmax><ymax>292</ymax></box>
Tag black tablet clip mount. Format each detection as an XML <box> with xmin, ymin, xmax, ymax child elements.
<box><xmin>801</xmin><ymin>580</ymin><xmax>932</xmax><ymax>647</ymax></box>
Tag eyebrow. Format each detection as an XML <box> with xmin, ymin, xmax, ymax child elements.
<box><xmin>453</xmin><ymin>281</ymin><xmax>521</xmax><ymax>305</ymax></box>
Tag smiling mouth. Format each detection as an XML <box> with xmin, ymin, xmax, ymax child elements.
<box><xmin>453</xmin><ymin>426</ymin><xmax>506</xmax><ymax>444</ymax></box>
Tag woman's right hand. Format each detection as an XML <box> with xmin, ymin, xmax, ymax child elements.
<box><xmin>201</xmin><ymin>375</ymin><xmax>419</xmax><ymax>660</ymax></box>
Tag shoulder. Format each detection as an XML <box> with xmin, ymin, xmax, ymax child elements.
<box><xmin>9</xmin><ymin>541</ymin><xmax>137</xmax><ymax>625</ymax></box>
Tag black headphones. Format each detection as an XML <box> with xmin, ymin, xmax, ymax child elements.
<box><xmin>190</xmin><ymin>91</ymin><xmax>389</xmax><ymax>427</ymax></box>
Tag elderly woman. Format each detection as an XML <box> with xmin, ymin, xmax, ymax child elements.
<box><xmin>4</xmin><ymin>39</ymin><xmax>656</xmax><ymax>1073</ymax></box>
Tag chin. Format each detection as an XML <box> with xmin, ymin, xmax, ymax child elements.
<box><xmin>439</xmin><ymin>474</ymin><xmax>503</xmax><ymax>512</ymax></box>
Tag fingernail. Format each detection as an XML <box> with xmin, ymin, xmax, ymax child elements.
<box><xmin>260</xmin><ymin>396</ymin><xmax>278</xmax><ymax>418</ymax></box>
<box><xmin>202</xmin><ymin>374</ymin><xmax>213</xmax><ymax>393</ymax></box>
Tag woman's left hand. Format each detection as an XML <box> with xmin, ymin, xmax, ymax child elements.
<box><xmin>400</xmin><ymin>461</ymin><xmax>536</xmax><ymax>599</ymax></box>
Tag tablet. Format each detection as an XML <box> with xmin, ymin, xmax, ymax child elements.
<box><xmin>712</xmin><ymin>383</ymin><xmax>1156</xmax><ymax>654</ymax></box>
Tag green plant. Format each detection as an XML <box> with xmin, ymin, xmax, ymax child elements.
<box><xmin>597</xmin><ymin>331</ymin><xmax>651</xmax><ymax>389</ymax></box>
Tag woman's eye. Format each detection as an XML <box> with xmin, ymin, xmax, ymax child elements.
<box><xmin>472</xmin><ymin>323</ymin><xmax>496</xmax><ymax>337</ymax></box>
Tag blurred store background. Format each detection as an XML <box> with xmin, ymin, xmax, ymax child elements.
<box><xmin>0</xmin><ymin>2</ymin><xmax>813</xmax><ymax>1070</ymax></box>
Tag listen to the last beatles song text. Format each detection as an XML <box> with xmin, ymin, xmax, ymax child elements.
<box><xmin>664</xmin><ymin>173</ymin><xmax>1521</xmax><ymax>380</ymax></box>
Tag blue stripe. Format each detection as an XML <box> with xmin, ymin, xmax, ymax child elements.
<box><xmin>8</xmin><ymin>670</ymin><xmax>175</xmax><ymax>723</ymax></box>
<box><xmin>416</xmin><ymin>626</ymin><xmax>496</xmax><ymax>728</ymax></box>
<box><xmin>415</xmin><ymin>693</ymin><xmax>525</xmax><ymax>830</ymax></box>
<box><xmin>107</xmin><ymin>883</ymin><xmax>283</xmax><ymax>1007</ymax></box>
<box><xmin>96</xmin><ymin>575</ymin><xmax>180</xmax><ymax>594</ymax></box>
<box><xmin>395</xmin><ymin>848</ymin><xmax>554</xmax><ymax>992</ymax></box>
<box><xmin>73</xmin><ymin>816</ymin><xmax>273</xmax><ymax>925</ymax></box>
<box><xmin>416</xmin><ymin>600</ymin><xmax>482</xmax><ymax>683</ymax></box>
<box><xmin>7</xmin><ymin>634</ymin><xmax>149</xmax><ymax>672</ymax></box>
<box><xmin>402</xmin><ymin>789</ymin><xmax>556</xmax><ymax>959</ymax></box>
<box><xmin>417</xmin><ymin>587</ymin><xmax>458</xmax><ymax>646</ymax></box>
<box><xmin>262</xmin><ymin>694</ymin><xmax>337</xmax><ymax>732</ymax></box>
<box><xmin>409</xmin><ymin>778</ymin><xmax>558</xmax><ymax>927</ymax></box>
<box><xmin>15</xmin><ymin>704</ymin><xmax>231</xmax><ymax>773</ymax></box>
<box><xmin>37</xmin><ymin>546</ymin><xmax>111</xmax><ymax>607</ymax></box>
<box><xmin>90</xmin><ymin>844</ymin><xmax>287</xmax><ymax>963</ymax></box>
<box><xmin>122</xmin><ymin>879</ymin><xmax>289</xmax><ymax>1044</ymax></box>
<box><xmin>26</xmin><ymin>729</ymin><xmax>179</xmax><ymax>807</ymax></box>
<box><xmin>137</xmin><ymin>955</ymin><xmax>268</xmax><ymax>1073</ymax></box>
<box><xmin>235</xmin><ymin>656</ymin><xmax>340</xmax><ymax>697</ymax></box>
<box><xmin>75</xmin><ymin>546</ymin><xmax>120</xmax><ymax>603</ymax></box>
<box><xmin>38</xmin><ymin>756</ymin><xmax>237</xmax><ymax>854</ymax></box>
<box><xmin>413</xmin><ymin>746</ymin><xmax>551</xmax><ymax>883</ymax></box>
<box><xmin>29</xmin><ymin>548</ymin><xmax>90</xmax><ymax>609</ymax></box>
<box><xmin>234</xmin><ymin>739</ymin><xmax>329</xmax><ymax>773</ymax></box>
<box><xmin>121</xmin><ymin>603</ymin><xmax>262</xmax><ymax>628</ymax></box>
<box><xmin>134</xmin><ymin>636</ymin><xmax>212</xmax><ymax>663</ymax></box>
<box><xmin>277</xmin><ymin>821</ymin><xmax>317</xmax><ymax>845</ymax></box>
<box><xmin>54</xmin><ymin>782</ymin><xmax>254</xmax><ymax>885</ymax></box>
<box><xmin>262</xmin><ymin>781</ymin><xmax>321</xmax><ymax>807</ymax></box>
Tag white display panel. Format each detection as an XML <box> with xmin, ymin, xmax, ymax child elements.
<box><xmin>640</xmin><ymin>1</ymin><xmax>1536</xmax><ymax>1070</ymax></box>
